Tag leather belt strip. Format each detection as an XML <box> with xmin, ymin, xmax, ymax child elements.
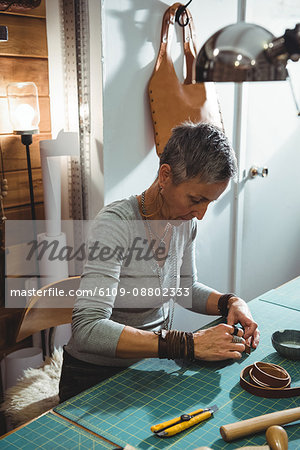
<box><xmin>240</xmin><ymin>362</ymin><xmax>300</xmax><ymax>398</ymax></box>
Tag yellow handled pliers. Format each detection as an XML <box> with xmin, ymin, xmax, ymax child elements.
<box><xmin>151</xmin><ymin>404</ymin><xmax>218</xmax><ymax>437</ymax></box>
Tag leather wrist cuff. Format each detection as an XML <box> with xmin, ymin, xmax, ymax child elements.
<box><xmin>157</xmin><ymin>329</ymin><xmax>168</xmax><ymax>358</ymax></box>
<box><xmin>218</xmin><ymin>293</ymin><xmax>236</xmax><ymax>317</ymax></box>
<box><xmin>185</xmin><ymin>331</ymin><xmax>195</xmax><ymax>362</ymax></box>
<box><xmin>155</xmin><ymin>330</ymin><xmax>195</xmax><ymax>361</ymax></box>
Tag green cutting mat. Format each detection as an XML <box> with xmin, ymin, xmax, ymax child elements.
<box><xmin>0</xmin><ymin>412</ymin><xmax>116</xmax><ymax>449</ymax></box>
<box><xmin>55</xmin><ymin>299</ymin><xmax>300</xmax><ymax>449</ymax></box>
<box><xmin>258</xmin><ymin>276</ymin><xmax>300</xmax><ymax>311</ymax></box>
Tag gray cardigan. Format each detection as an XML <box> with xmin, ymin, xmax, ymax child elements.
<box><xmin>65</xmin><ymin>195</ymin><xmax>214</xmax><ymax>366</ymax></box>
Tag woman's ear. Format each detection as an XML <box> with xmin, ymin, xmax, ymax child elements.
<box><xmin>158</xmin><ymin>164</ymin><xmax>172</xmax><ymax>188</ymax></box>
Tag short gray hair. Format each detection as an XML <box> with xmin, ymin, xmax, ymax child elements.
<box><xmin>159</xmin><ymin>121</ymin><xmax>237</xmax><ymax>184</ymax></box>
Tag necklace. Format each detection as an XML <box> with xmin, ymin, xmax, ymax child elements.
<box><xmin>141</xmin><ymin>191</ymin><xmax>170</xmax><ymax>251</ymax></box>
<box><xmin>141</xmin><ymin>190</ymin><xmax>177</xmax><ymax>330</ymax></box>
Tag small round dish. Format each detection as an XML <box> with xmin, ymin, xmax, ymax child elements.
<box><xmin>271</xmin><ymin>329</ymin><xmax>300</xmax><ymax>360</ymax></box>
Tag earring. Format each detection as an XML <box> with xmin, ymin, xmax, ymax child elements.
<box><xmin>157</xmin><ymin>185</ymin><xmax>164</xmax><ymax>210</ymax></box>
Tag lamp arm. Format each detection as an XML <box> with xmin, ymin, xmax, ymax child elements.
<box><xmin>267</xmin><ymin>24</ymin><xmax>300</xmax><ymax>63</ymax></box>
<box><xmin>284</xmin><ymin>23</ymin><xmax>300</xmax><ymax>59</ymax></box>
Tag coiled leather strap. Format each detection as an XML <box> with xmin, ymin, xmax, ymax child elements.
<box><xmin>240</xmin><ymin>362</ymin><xmax>300</xmax><ymax>398</ymax></box>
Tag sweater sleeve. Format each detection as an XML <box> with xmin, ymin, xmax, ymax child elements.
<box><xmin>71</xmin><ymin>211</ymin><xmax>129</xmax><ymax>357</ymax></box>
<box><xmin>179</xmin><ymin>220</ymin><xmax>214</xmax><ymax>314</ymax></box>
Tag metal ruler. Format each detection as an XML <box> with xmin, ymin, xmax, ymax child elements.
<box><xmin>61</xmin><ymin>0</ymin><xmax>90</xmax><ymax>221</ymax></box>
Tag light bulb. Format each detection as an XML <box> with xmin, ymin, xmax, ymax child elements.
<box><xmin>7</xmin><ymin>82</ymin><xmax>40</xmax><ymax>134</ymax></box>
<box><xmin>14</xmin><ymin>104</ymin><xmax>35</xmax><ymax>131</ymax></box>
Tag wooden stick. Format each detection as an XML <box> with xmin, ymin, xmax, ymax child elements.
<box><xmin>220</xmin><ymin>407</ymin><xmax>300</xmax><ymax>442</ymax></box>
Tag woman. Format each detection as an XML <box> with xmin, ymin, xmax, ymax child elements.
<box><xmin>59</xmin><ymin>121</ymin><xmax>260</xmax><ymax>402</ymax></box>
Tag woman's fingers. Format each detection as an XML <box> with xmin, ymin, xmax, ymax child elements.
<box><xmin>250</xmin><ymin>327</ymin><xmax>260</xmax><ymax>348</ymax></box>
<box><xmin>193</xmin><ymin>324</ymin><xmax>246</xmax><ymax>361</ymax></box>
<box><xmin>226</xmin><ymin>350</ymin><xmax>243</xmax><ymax>360</ymax></box>
<box><xmin>243</xmin><ymin>319</ymin><xmax>258</xmax><ymax>338</ymax></box>
<box><xmin>228</xmin><ymin>333</ymin><xmax>246</xmax><ymax>356</ymax></box>
<box><xmin>225</xmin><ymin>296</ymin><xmax>259</xmax><ymax>348</ymax></box>
<box><xmin>229</xmin><ymin>325</ymin><xmax>244</xmax><ymax>338</ymax></box>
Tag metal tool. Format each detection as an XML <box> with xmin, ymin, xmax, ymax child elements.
<box><xmin>151</xmin><ymin>405</ymin><xmax>218</xmax><ymax>437</ymax></box>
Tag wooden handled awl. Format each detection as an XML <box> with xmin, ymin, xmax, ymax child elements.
<box><xmin>234</xmin><ymin>425</ymin><xmax>288</xmax><ymax>450</ymax></box>
<box><xmin>266</xmin><ymin>425</ymin><xmax>288</xmax><ymax>450</ymax></box>
<box><xmin>220</xmin><ymin>406</ymin><xmax>300</xmax><ymax>442</ymax></box>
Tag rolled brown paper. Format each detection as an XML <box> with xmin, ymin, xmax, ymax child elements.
<box><xmin>235</xmin><ymin>446</ymin><xmax>269</xmax><ymax>449</ymax></box>
<box><xmin>220</xmin><ymin>406</ymin><xmax>300</xmax><ymax>442</ymax></box>
<box><xmin>193</xmin><ymin>447</ymin><xmax>213</xmax><ymax>450</ymax></box>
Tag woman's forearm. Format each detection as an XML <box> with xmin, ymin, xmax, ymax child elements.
<box><xmin>116</xmin><ymin>326</ymin><xmax>159</xmax><ymax>358</ymax></box>
<box><xmin>205</xmin><ymin>290</ymin><xmax>222</xmax><ymax>315</ymax></box>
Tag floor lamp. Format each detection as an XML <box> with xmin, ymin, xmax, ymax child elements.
<box><xmin>7</xmin><ymin>82</ymin><xmax>40</xmax><ymax>220</ymax></box>
<box><xmin>6</xmin><ymin>82</ymin><xmax>46</xmax><ymax>354</ymax></box>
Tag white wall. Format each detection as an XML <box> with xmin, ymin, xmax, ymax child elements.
<box><xmin>45</xmin><ymin>0</ymin><xmax>104</xmax><ymax>221</ymax></box>
<box><xmin>45</xmin><ymin>0</ymin><xmax>70</xmax><ymax>220</ymax></box>
<box><xmin>102</xmin><ymin>0</ymin><xmax>237</xmax><ymax>205</ymax></box>
<box><xmin>88</xmin><ymin>0</ymin><xmax>105</xmax><ymax>219</ymax></box>
<box><xmin>101</xmin><ymin>0</ymin><xmax>238</xmax><ymax>330</ymax></box>
<box><xmin>239</xmin><ymin>0</ymin><xmax>300</xmax><ymax>300</ymax></box>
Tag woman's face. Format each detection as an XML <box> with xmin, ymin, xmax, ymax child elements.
<box><xmin>159</xmin><ymin>165</ymin><xmax>229</xmax><ymax>221</ymax></box>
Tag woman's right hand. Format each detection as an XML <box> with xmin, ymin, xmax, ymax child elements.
<box><xmin>193</xmin><ymin>324</ymin><xmax>245</xmax><ymax>361</ymax></box>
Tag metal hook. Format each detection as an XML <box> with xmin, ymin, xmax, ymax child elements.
<box><xmin>175</xmin><ymin>0</ymin><xmax>193</xmax><ymax>27</ymax></box>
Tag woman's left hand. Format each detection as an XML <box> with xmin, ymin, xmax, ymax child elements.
<box><xmin>226</xmin><ymin>297</ymin><xmax>260</xmax><ymax>349</ymax></box>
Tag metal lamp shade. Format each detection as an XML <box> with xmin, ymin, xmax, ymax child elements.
<box><xmin>195</xmin><ymin>22</ymin><xmax>289</xmax><ymax>82</ymax></box>
<box><xmin>7</xmin><ymin>82</ymin><xmax>40</xmax><ymax>134</ymax></box>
